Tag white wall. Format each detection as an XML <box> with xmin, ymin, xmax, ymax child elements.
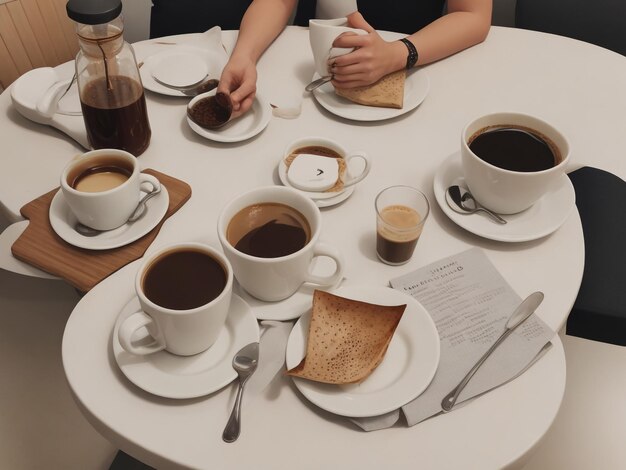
<box><xmin>121</xmin><ymin>0</ymin><xmax>152</xmax><ymax>43</ymax></box>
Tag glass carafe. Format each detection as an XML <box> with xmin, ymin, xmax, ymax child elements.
<box><xmin>67</xmin><ymin>0</ymin><xmax>151</xmax><ymax>156</ymax></box>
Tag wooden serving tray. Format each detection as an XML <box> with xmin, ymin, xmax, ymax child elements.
<box><xmin>11</xmin><ymin>169</ymin><xmax>191</xmax><ymax>293</ymax></box>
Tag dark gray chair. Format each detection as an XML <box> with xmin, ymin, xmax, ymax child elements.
<box><xmin>565</xmin><ymin>167</ymin><xmax>626</xmax><ymax>346</ymax></box>
<box><xmin>515</xmin><ymin>0</ymin><xmax>626</xmax><ymax>56</ymax></box>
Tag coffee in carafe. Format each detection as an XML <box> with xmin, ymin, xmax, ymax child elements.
<box><xmin>67</xmin><ymin>0</ymin><xmax>151</xmax><ymax>156</ymax></box>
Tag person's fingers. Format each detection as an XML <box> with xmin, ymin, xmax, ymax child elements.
<box><xmin>330</xmin><ymin>48</ymin><xmax>366</xmax><ymax>68</ymax></box>
<box><xmin>330</xmin><ymin>62</ymin><xmax>363</xmax><ymax>77</ymax></box>
<box><xmin>230</xmin><ymin>80</ymin><xmax>256</xmax><ymax>111</ymax></box>
<box><xmin>332</xmin><ymin>33</ymin><xmax>369</xmax><ymax>49</ymax></box>
<box><xmin>331</xmin><ymin>78</ymin><xmax>371</xmax><ymax>89</ymax></box>
<box><xmin>346</xmin><ymin>11</ymin><xmax>375</xmax><ymax>33</ymax></box>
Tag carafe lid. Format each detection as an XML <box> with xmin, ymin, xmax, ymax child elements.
<box><xmin>66</xmin><ymin>0</ymin><xmax>122</xmax><ymax>25</ymax></box>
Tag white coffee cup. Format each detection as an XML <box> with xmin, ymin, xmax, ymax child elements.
<box><xmin>118</xmin><ymin>243</ymin><xmax>233</xmax><ymax>356</ymax></box>
<box><xmin>309</xmin><ymin>18</ymin><xmax>367</xmax><ymax>78</ymax></box>
<box><xmin>217</xmin><ymin>186</ymin><xmax>344</xmax><ymax>302</ymax></box>
<box><xmin>283</xmin><ymin>136</ymin><xmax>371</xmax><ymax>193</ymax></box>
<box><xmin>461</xmin><ymin>112</ymin><xmax>570</xmax><ymax>214</ymax></box>
<box><xmin>60</xmin><ymin>149</ymin><xmax>160</xmax><ymax>231</ymax></box>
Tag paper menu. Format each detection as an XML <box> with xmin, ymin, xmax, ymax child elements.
<box><xmin>389</xmin><ymin>248</ymin><xmax>554</xmax><ymax>425</ymax></box>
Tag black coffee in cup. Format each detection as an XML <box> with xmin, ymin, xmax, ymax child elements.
<box><xmin>68</xmin><ymin>154</ymin><xmax>134</xmax><ymax>192</ymax></box>
<box><xmin>227</xmin><ymin>202</ymin><xmax>311</xmax><ymax>258</ymax></box>
<box><xmin>142</xmin><ymin>248</ymin><xmax>227</xmax><ymax>310</ymax></box>
<box><xmin>468</xmin><ymin>125</ymin><xmax>561</xmax><ymax>172</ymax></box>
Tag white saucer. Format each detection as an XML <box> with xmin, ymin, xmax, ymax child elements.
<box><xmin>49</xmin><ymin>186</ymin><xmax>169</xmax><ymax>250</ymax></box>
<box><xmin>113</xmin><ymin>294</ymin><xmax>260</xmax><ymax>399</ymax></box>
<box><xmin>140</xmin><ymin>46</ymin><xmax>227</xmax><ymax>97</ymax></box>
<box><xmin>187</xmin><ymin>89</ymin><xmax>271</xmax><ymax>143</ymax></box>
<box><xmin>434</xmin><ymin>153</ymin><xmax>576</xmax><ymax>242</ymax></box>
<box><xmin>285</xmin><ymin>285</ymin><xmax>440</xmax><ymax>418</ymax></box>
<box><xmin>277</xmin><ymin>161</ymin><xmax>355</xmax><ymax>208</ymax></box>
<box><xmin>235</xmin><ymin>257</ymin><xmax>345</xmax><ymax>322</ymax></box>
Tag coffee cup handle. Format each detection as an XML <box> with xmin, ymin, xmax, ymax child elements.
<box><xmin>304</xmin><ymin>242</ymin><xmax>344</xmax><ymax>287</ymax></box>
<box><xmin>118</xmin><ymin>311</ymin><xmax>166</xmax><ymax>356</ymax></box>
<box><xmin>342</xmin><ymin>151</ymin><xmax>371</xmax><ymax>188</ymax></box>
<box><xmin>138</xmin><ymin>174</ymin><xmax>161</xmax><ymax>194</ymax></box>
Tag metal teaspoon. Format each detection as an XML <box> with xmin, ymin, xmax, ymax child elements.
<box><xmin>223</xmin><ymin>342</ymin><xmax>259</xmax><ymax>443</ymax></box>
<box><xmin>445</xmin><ymin>185</ymin><xmax>507</xmax><ymax>224</ymax></box>
<box><xmin>440</xmin><ymin>291</ymin><xmax>544</xmax><ymax>412</ymax></box>
<box><xmin>305</xmin><ymin>75</ymin><xmax>333</xmax><ymax>92</ymax></box>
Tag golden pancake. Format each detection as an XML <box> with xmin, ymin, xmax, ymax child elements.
<box><xmin>286</xmin><ymin>290</ymin><xmax>406</xmax><ymax>384</ymax></box>
<box><xmin>334</xmin><ymin>70</ymin><xmax>406</xmax><ymax>109</ymax></box>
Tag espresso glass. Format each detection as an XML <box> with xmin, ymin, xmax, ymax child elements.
<box><xmin>375</xmin><ymin>186</ymin><xmax>430</xmax><ymax>266</ymax></box>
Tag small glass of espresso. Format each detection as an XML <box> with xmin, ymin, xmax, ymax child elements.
<box><xmin>375</xmin><ymin>186</ymin><xmax>430</xmax><ymax>265</ymax></box>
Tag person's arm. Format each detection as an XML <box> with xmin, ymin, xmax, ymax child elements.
<box><xmin>218</xmin><ymin>0</ymin><xmax>297</xmax><ymax>115</ymax></box>
<box><xmin>331</xmin><ymin>0</ymin><xmax>492</xmax><ymax>89</ymax></box>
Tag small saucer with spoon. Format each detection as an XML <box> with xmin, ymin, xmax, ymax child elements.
<box><xmin>75</xmin><ymin>185</ymin><xmax>162</xmax><ymax>237</ymax></box>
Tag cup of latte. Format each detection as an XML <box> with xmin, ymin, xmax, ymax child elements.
<box><xmin>283</xmin><ymin>136</ymin><xmax>371</xmax><ymax>193</ymax></box>
<box><xmin>117</xmin><ymin>242</ymin><xmax>233</xmax><ymax>356</ymax></box>
<box><xmin>60</xmin><ymin>149</ymin><xmax>160</xmax><ymax>231</ymax></box>
<box><xmin>461</xmin><ymin>112</ymin><xmax>570</xmax><ymax>214</ymax></box>
<box><xmin>217</xmin><ymin>186</ymin><xmax>345</xmax><ymax>301</ymax></box>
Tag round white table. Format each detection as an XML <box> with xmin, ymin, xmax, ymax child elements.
<box><xmin>3</xmin><ymin>25</ymin><xmax>621</xmax><ymax>468</ymax></box>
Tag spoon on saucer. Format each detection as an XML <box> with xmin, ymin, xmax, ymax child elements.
<box><xmin>153</xmin><ymin>75</ymin><xmax>219</xmax><ymax>96</ymax></box>
<box><xmin>223</xmin><ymin>342</ymin><xmax>259</xmax><ymax>443</ymax></box>
<box><xmin>74</xmin><ymin>186</ymin><xmax>161</xmax><ymax>237</ymax></box>
<box><xmin>305</xmin><ymin>75</ymin><xmax>332</xmax><ymax>92</ymax></box>
<box><xmin>446</xmin><ymin>185</ymin><xmax>507</xmax><ymax>224</ymax></box>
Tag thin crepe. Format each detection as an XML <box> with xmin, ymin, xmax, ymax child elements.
<box><xmin>287</xmin><ymin>290</ymin><xmax>406</xmax><ymax>384</ymax></box>
<box><xmin>335</xmin><ymin>70</ymin><xmax>406</xmax><ymax>109</ymax></box>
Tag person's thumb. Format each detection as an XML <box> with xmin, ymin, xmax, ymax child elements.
<box><xmin>346</xmin><ymin>11</ymin><xmax>374</xmax><ymax>33</ymax></box>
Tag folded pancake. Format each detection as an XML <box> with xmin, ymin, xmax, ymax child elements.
<box><xmin>334</xmin><ymin>70</ymin><xmax>406</xmax><ymax>109</ymax></box>
<box><xmin>286</xmin><ymin>290</ymin><xmax>406</xmax><ymax>384</ymax></box>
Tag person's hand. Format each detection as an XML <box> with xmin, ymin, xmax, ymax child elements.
<box><xmin>330</xmin><ymin>12</ymin><xmax>405</xmax><ymax>89</ymax></box>
<box><xmin>217</xmin><ymin>54</ymin><xmax>257</xmax><ymax>118</ymax></box>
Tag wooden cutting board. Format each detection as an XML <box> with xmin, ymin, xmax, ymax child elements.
<box><xmin>11</xmin><ymin>169</ymin><xmax>191</xmax><ymax>293</ymax></box>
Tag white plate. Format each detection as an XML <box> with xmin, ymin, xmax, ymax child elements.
<box><xmin>312</xmin><ymin>68</ymin><xmax>429</xmax><ymax>122</ymax></box>
<box><xmin>49</xmin><ymin>186</ymin><xmax>169</xmax><ymax>250</ymax></box>
<box><xmin>113</xmin><ymin>294</ymin><xmax>260</xmax><ymax>399</ymax></box>
<box><xmin>311</xmin><ymin>31</ymin><xmax>429</xmax><ymax>122</ymax></box>
<box><xmin>277</xmin><ymin>158</ymin><xmax>355</xmax><ymax>206</ymax></box>
<box><xmin>140</xmin><ymin>46</ymin><xmax>227</xmax><ymax>97</ymax></box>
<box><xmin>285</xmin><ymin>285</ymin><xmax>440</xmax><ymax>418</ymax></box>
<box><xmin>434</xmin><ymin>153</ymin><xmax>576</xmax><ymax>242</ymax></box>
<box><xmin>235</xmin><ymin>256</ymin><xmax>345</xmax><ymax>321</ymax></box>
<box><xmin>187</xmin><ymin>89</ymin><xmax>272</xmax><ymax>143</ymax></box>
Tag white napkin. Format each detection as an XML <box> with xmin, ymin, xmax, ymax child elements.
<box><xmin>10</xmin><ymin>67</ymin><xmax>90</xmax><ymax>149</ymax></box>
<box><xmin>246</xmin><ymin>320</ymin><xmax>295</xmax><ymax>397</ymax></box>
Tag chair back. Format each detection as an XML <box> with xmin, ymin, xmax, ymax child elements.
<box><xmin>515</xmin><ymin>0</ymin><xmax>626</xmax><ymax>56</ymax></box>
<box><xmin>0</xmin><ymin>0</ymin><xmax>79</xmax><ymax>89</ymax></box>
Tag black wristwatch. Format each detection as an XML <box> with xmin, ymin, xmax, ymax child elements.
<box><xmin>399</xmin><ymin>38</ymin><xmax>418</xmax><ymax>69</ymax></box>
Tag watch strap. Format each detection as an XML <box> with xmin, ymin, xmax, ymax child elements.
<box><xmin>399</xmin><ymin>38</ymin><xmax>418</xmax><ymax>69</ymax></box>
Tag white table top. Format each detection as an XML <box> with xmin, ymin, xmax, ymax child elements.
<box><xmin>4</xmin><ymin>25</ymin><xmax>622</xmax><ymax>468</ymax></box>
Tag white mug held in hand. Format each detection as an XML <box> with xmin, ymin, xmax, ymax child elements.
<box><xmin>309</xmin><ymin>18</ymin><xmax>367</xmax><ymax>78</ymax></box>
<box><xmin>218</xmin><ymin>186</ymin><xmax>345</xmax><ymax>302</ymax></box>
<box><xmin>118</xmin><ymin>243</ymin><xmax>233</xmax><ymax>356</ymax></box>
<box><xmin>461</xmin><ymin>112</ymin><xmax>570</xmax><ymax>214</ymax></box>
<box><xmin>61</xmin><ymin>149</ymin><xmax>160</xmax><ymax>231</ymax></box>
